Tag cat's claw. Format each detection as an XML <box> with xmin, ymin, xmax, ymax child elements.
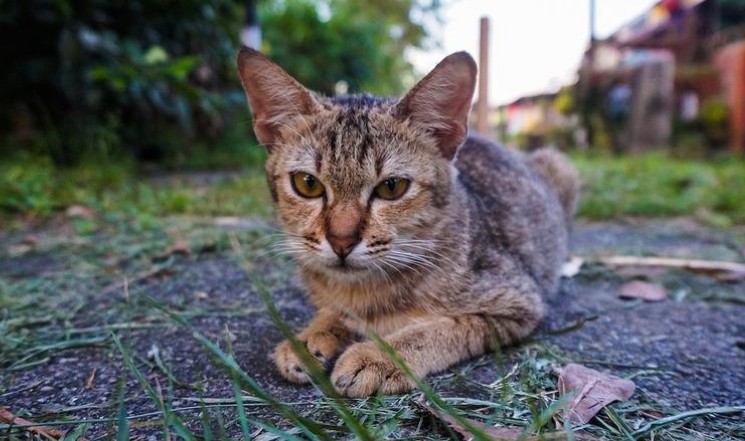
<box><xmin>330</xmin><ymin>342</ymin><xmax>414</xmax><ymax>397</ymax></box>
<box><xmin>274</xmin><ymin>340</ymin><xmax>312</xmax><ymax>383</ymax></box>
<box><xmin>273</xmin><ymin>331</ymin><xmax>345</xmax><ymax>384</ymax></box>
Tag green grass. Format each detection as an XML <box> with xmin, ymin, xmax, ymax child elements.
<box><xmin>2</xmin><ymin>150</ymin><xmax>744</xmax><ymax>227</ymax></box>
<box><xmin>574</xmin><ymin>151</ymin><xmax>745</xmax><ymax>225</ymax></box>
<box><xmin>0</xmin><ymin>154</ymin><xmax>274</xmax><ymax>223</ymax></box>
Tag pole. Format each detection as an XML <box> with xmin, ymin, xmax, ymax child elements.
<box><xmin>476</xmin><ymin>16</ymin><xmax>490</xmax><ymax>135</ymax></box>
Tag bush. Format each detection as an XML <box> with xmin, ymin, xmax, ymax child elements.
<box><xmin>0</xmin><ymin>0</ymin><xmax>248</xmax><ymax>164</ymax></box>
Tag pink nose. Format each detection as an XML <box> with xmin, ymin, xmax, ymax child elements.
<box><xmin>327</xmin><ymin>233</ymin><xmax>360</xmax><ymax>259</ymax></box>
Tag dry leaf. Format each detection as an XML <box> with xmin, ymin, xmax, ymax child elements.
<box><xmin>416</xmin><ymin>396</ymin><xmax>574</xmax><ymax>440</ymax></box>
<box><xmin>66</xmin><ymin>204</ymin><xmax>96</xmax><ymax>219</ymax></box>
<box><xmin>561</xmin><ymin>256</ymin><xmax>584</xmax><ymax>278</ymax></box>
<box><xmin>168</xmin><ymin>240</ymin><xmax>192</xmax><ymax>256</ymax></box>
<box><xmin>618</xmin><ymin>281</ymin><xmax>667</xmax><ymax>302</ymax></box>
<box><xmin>22</xmin><ymin>234</ymin><xmax>39</xmax><ymax>245</ymax></box>
<box><xmin>557</xmin><ymin>363</ymin><xmax>635</xmax><ymax>425</ymax></box>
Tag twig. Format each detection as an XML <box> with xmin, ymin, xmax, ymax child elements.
<box><xmin>85</xmin><ymin>367</ymin><xmax>97</xmax><ymax>389</ymax></box>
<box><xmin>596</xmin><ymin>255</ymin><xmax>745</xmax><ymax>278</ymax></box>
<box><xmin>633</xmin><ymin>405</ymin><xmax>745</xmax><ymax>437</ymax></box>
<box><xmin>0</xmin><ymin>380</ymin><xmax>43</xmax><ymax>399</ymax></box>
<box><xmin>0</xmin><ymin>406</ymin><xmax>77</xmax><ymax>440</ymax></box>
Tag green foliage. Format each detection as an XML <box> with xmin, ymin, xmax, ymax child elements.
<box><xmin>697</xmin><ymin>98</ymin><xmax>730</xmax><ymax>148</ymax></box>
<box><xmin>574</xmin><ymin>151</ymin><xmax>745</xmax><ymax>224</ymax></box>
<box><xmin>700</xmin><ymin>99</ymin><xmax>729</xmax><ymax>128</ymax></box>
<box><xmin>719</xmin><ymin>0</ymin><xmax>745</xmax><ymax>28</ymax></box>
<box><xmin>1</xmin><ymin>0</ymin><xmax>442</xmax><ymax>165</ymax></box>
<box><xmin>260</xmin><ymin>0</ymin><xmax>441</xmax><ymax>96</ymax></box>
<box><xmin>0</xmin><ymin>156</ymin><xmax>272</xmax><ymax>219</ymax></box>
<box><xmin>0</xmin><ymin>0</ymin><xmax>248</xmax><ymax>164</ymax></box>
<box><xmin>553</xmin><ymin>87</ymin><xmax>575</xmax><ymax>116</ymax></box>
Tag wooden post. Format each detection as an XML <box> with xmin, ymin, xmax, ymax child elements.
<box><xmin>715</xmin><ymin>41</ymin><xmax>745</xmax><ymax>154</ymax></box>
<box><xmin>730</xmin><ymin>44</ymin><xmax>745</xmax><ymax>154</ymax></box>
<box><xmin>476</xmin><ymin>16</ymin><xmax>490</xmax><ymax>135</ymax></box>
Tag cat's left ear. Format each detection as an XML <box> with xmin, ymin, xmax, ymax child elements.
<box><xmin>394</xmin><ymin>52</ymin><xmax>477</xmax><ymax>160</ymax></box>
<box><xmin>236</xmin><ymin>48</ymin><xmax>320</xmax><ymax>149</ymax></box>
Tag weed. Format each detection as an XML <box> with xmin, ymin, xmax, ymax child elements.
<box><xmin>573</xmin><ymin>151</ymin><xmax>745</xmax><ymax>224</ymax></box>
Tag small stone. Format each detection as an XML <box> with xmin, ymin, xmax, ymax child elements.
<box><xmin>195</xmin><ymin>291</ymin><xmax>209</xmax><ymax>300</ymax></box>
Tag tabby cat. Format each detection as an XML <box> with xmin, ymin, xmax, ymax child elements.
<box><xmin>236</xmin><ymin>48</ymin><xmax>579</xmax><ymax>397</ymax></box>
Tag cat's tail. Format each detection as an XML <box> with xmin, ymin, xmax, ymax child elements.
<box><xmin>527</xmin><ymin>148</ymin><xmax>580</xmax><ymax>221</ymax></box>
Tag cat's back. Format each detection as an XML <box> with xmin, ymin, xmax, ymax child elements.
<box><xmin>454</xmin><ymin>135</ymin><xmax>569</xmax><ymax>294</ymax></box>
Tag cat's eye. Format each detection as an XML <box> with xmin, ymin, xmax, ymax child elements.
<box><xmin>291</xmin><ymin>172</ymin><xmax>325</xmax><ymax>198</ymax></box>
<box><xmin>374</xmin><ymin>177</ymin><xmax>410</xmax><ymax>200</ymax></box>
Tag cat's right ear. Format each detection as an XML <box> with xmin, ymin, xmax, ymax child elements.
<box><xmin>394</xmin><ymin>52</ymin><xmax>477</xmax><ymax>160</ymax></box>
<box><xmin>236</xmin><ymin>48</ymin><xmax>319</xmax><ymax>149</ymax></box>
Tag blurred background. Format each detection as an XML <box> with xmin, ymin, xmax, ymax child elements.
<box><xmin>1</xmin><ymin>0</ymin><xmax>744</xmax><ymax>224</ymax></box>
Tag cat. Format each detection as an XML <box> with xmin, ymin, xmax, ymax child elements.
<box><xmin>236</xmin><ymin>48</ymin><xmax>579</xmax><ymax>397</ymax></box>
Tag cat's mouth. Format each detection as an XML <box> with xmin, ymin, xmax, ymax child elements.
<box><xmin>330</xmin><ymin>259</ymin><xmax>364</xmax><ymax>273</ymax></box>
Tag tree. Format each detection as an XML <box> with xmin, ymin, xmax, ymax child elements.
<box><xmin>259</xmin><ymin>0</ymin><xmax>442</xmax><ymax>96</ymax></box>
<box><xmin>0</xmin><ymin>0</ymin><xmax>443</xmax><ymax>164</ymax></box>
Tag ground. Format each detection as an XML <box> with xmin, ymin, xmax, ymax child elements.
<box><xmin>1</xmin><ymin>215</ymin><xmax>744</xmax><ymax>440</ymax></box>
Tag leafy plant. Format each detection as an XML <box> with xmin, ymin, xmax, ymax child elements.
<box><xmin>0</xmin><ymin>0</ymin><xmax>247</xmax><ymax>164</ymax></box>
<box><xmin>698</xmin><ymin>98</ymin><xmax>730</xmax><ymax>148</ymax></box>
<box><xmin>260</xmin><ymin>0</ymin><xmax>441</xmax><ymax>96</ymax></box>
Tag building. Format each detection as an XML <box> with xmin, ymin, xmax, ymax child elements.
<box><xmin>578</xmin><ymin>0</ymin><xmax>745</xmax><ymax>153</ymax></box>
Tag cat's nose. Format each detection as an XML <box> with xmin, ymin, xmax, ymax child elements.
<box><xmin>327</xmin><ymin>233</ymin><xmax>360</xmax><ymax>259</ymax></box>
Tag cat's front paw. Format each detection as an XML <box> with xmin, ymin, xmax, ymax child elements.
<box><xmin>274</xmin><ymin>331</ymin><xmax>345</xmax><ymax>383</ymax></box>
<box><xmin>330</xmin><ymin>342</ymin><xmax>414</xmax><ymax>397</ymax></box>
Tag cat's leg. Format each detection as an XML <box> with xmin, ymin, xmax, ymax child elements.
<box><xmin>330</xmin><ymin>283</ymin><xmax>543</xmax><ymax>397</ymax></box>
<box><xmin>274</xmin><ymin>309</ymin><xmax>355</xmax><ymax>383</ymax></box>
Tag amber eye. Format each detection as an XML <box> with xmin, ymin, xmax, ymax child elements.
<box><xmin>374</xmin><ymin>177</ymin><xmax>410</xmax><ymax>200</ymax></box>
<box><xmin>291</xmin><ymin>172</ymin><xmax>325</xmax><ymax>198</ymax></box>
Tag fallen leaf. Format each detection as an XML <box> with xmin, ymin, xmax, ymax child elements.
<box><xmin>618</xmin><ymin>280</ymin><xmax>667</xmax><ymax>302</ymax></box>
<box><xmin>556</xmin><ymin>363</ymin><xmax>635</xmax><ymax>426</ymax></box>
<box><xmin>168</xmin><ymin>240</ymin><xmax>192</xmax><ymax>256</ymax></box>
<box><xmin>66</xmin><ymin>204</ymin><xmax>96</xmax><ymax>220</ymax></box>
<box><xmin>22</xmin><ymin>234</ymin><xmax>39</xmax><ymax>245</ymax></box>
<box><xmin>561</xmin><ymin>256</ymin><xmax>584</xmax><ymax>278</ymax></box>
<box><xmin>416</xmin><ymin>396</ymin><xmax>576</xmax><ymax>440</ymax></box>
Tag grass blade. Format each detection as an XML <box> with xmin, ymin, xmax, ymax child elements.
<box><xmin>111</xmin><ymin>333</ymin><xmax>197</xmax><ymax>441</ymax></box>
<box><xmin>146</xmin><ymin>298</ymin><xmax>333</xmax><ymax>441</ymax></box>
<box><xmin>633</xmin><ymin>405</ymin><xmax>745</xmax><ymax>437</ymax></box>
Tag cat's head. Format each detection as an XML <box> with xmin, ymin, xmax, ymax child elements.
<box><xmin>237</xmin><ymin>49</ymin><xmax>476</xmax><ymax>281</ymax></box>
